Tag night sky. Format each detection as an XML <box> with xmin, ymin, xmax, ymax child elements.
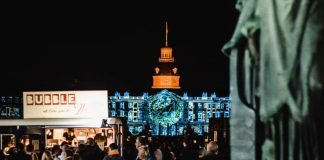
<box><xmin>2</xmin><ymin>2</ymin><xmax>239</xmax><ymax>97</ymax></box>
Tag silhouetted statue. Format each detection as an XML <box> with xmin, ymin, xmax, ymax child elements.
<box><xmin>223</xmin><ymin>0</ymin><xmax>324</xmax><ymax>159</ymax></box>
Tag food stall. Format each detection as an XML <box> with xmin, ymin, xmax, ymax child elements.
<box><xmin>0</xmin><ymin>91</ymin><xmax>124</xmax><ymax>156</ymax></box>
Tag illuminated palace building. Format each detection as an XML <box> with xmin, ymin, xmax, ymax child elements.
<box><xmin>109</xmin><ymin>90</ymin><xmax>230</xmax><ymax>136</ymax></box>
<box><xmin>108</xmin><ymin>22</ymin><xmax>231</xmax><ymax>136</ymax></box>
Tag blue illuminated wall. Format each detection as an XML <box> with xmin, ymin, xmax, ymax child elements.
<box><xmin>0</xmin><ymin>96</ymin><xmax>22</xmax><ymax>119</ymax></box>
<box><xmin>108</xmin><ymin>90</ymin><xmax>231</xmax><ymax>136</ymax></box>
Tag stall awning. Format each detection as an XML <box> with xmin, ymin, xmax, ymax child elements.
<box><xmin>0</xmin><ymin>118</ymin><xmax>122</xmax><ymax>128</ymax></box>
<box><xmin>0</xmin><ymin>118</ymin><xmax>103</xmax><ymax>128</ymax></box>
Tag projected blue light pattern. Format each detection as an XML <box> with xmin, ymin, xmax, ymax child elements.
<box><xmin>108</xmin><ymin>90</ymin><xmax>231</xmax><ymax>136</ymax></box>
<box><xmin>149</xmin><ymin>90</ymin><xmax>183</xmax><ymax>127</ymax></box>
<box><xmin>0</xmin><ymin>96</ymin><xmax>22</xmax><ymax>119</ymax></box>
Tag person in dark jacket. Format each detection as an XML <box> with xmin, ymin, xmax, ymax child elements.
<box><xmin>9</xmin><ymin>143</ymin><xmax>32</xmax><ymax>160</ymax></box>
<box><xmin>103</xmin><ymin>143</ymin><xmax>122</xmax><ymax>160</ymax></box>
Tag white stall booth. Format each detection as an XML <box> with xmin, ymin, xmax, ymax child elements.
<box><xmin>0</xmin><ymin>91</ymin><xmax>124</xmax><ymax>156</ymax></box>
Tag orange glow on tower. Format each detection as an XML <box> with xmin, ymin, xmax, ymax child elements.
<box><xmin>152</xmin><ymin>21</ymin><xmax>180</xmax><ymax>89</ymax></box>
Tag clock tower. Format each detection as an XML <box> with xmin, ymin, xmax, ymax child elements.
<box><xmin>152</xmin><ymin>21</ymin><xmax>181</xmax><ymax>89</ymax></box>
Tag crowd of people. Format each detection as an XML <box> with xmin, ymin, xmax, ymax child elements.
<box><xmin>123</xmin><ymin>135</ymin><xmax>224</xmax><ymax>160</ymax></box>
<box><xmin>0</xmin><ymin>135</ymin><xmax>225</xmax><ymax>160</ymax></box>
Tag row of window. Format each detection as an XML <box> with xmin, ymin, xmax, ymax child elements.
<box><xmin>128</xmin><ymin>124</ymin><xmax>209</xmax><ymax>136</ymax></box>
<box><xmin>110</xmin><ymin>102</ymin><xmax>231</xmax><ymax>111</ymax></box>
<box><xmin>110</xmin><ymin>110</ymin><xmax>230</xmax><ymax>122</ymax></box>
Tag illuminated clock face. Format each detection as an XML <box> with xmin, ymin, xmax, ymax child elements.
<box><xmin>149</xmin><ymin>90</ymin><xmax>183</xmax><ymax>127</ymax></box>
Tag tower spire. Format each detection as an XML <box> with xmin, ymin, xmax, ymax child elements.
<box><xmin>152</xmin><ymin>20</ymin><xmax>180</xmax><ymax>89</ymax></box>
<box><xmin>165</xmin><ymin>21</ymin><xmax>168</xmax><ymax>47</ymax></box>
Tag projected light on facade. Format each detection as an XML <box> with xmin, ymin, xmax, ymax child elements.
<box><xmin>149</xmin><ymin>90</ymin><xmax>183</xmax><ymax>127</ymax></box>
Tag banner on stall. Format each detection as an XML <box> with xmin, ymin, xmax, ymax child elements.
<box><xmin>23</xmin><ymin>91</ymin><xmax>108</xmax><ymax>119</ymax></box>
